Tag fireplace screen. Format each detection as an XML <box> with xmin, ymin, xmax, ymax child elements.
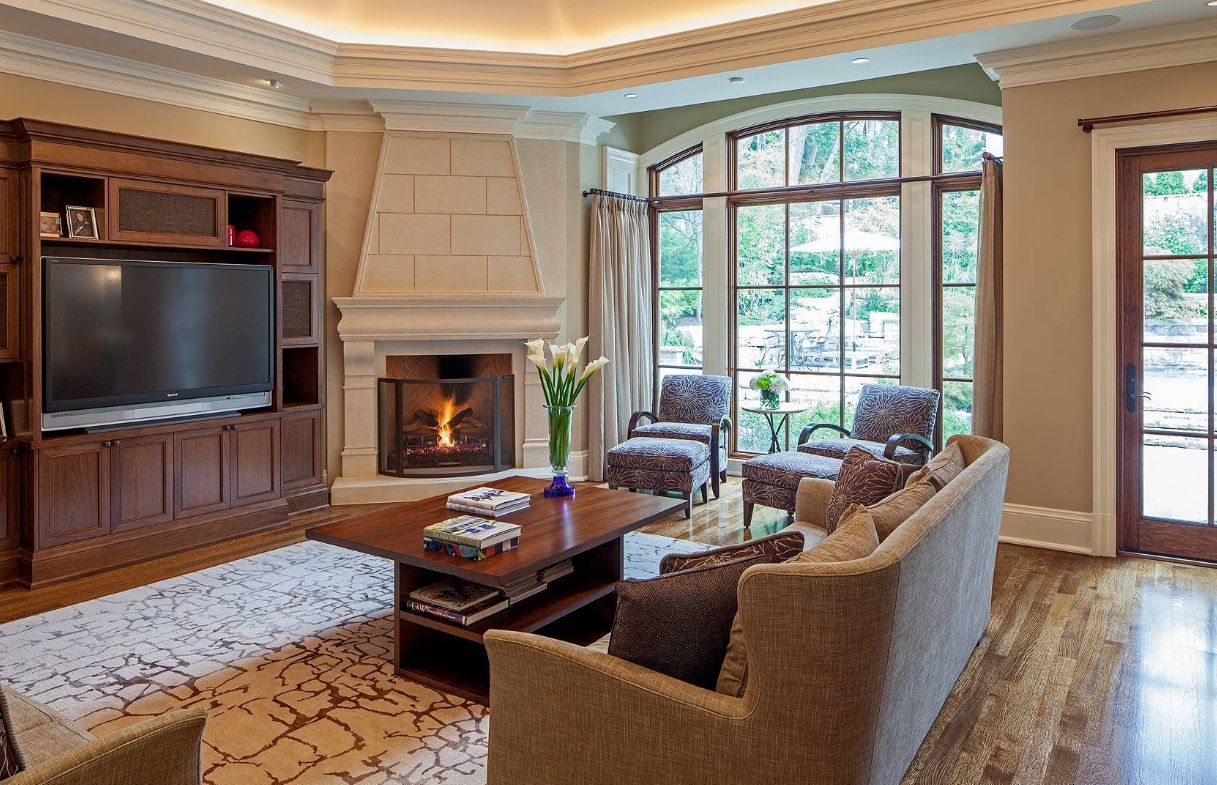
<box><xmin>378</xmin><ymin>374</ymin><xmax>514</xmax><ymax>477</ymax></box>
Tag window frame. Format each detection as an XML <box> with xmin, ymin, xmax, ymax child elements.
<box><xmin>728</xmin><ymin>111</ymin><xmax>903</xmax><ymax>456</ymax></box>
<box><xmin>649</xmin><ymin>144</ymin><xmax>706</xmax><ymax>395</ymax></box>
<box><xmin>931</xmin><ymin>114</ymin><xmax>1002</xmax><ymax>449</ymax></box>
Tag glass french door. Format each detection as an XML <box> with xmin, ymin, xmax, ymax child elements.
<box><xmin>1118</xmin><ymin>143</ymin><xmax>1217</xmax><ymax>560</ymax></box>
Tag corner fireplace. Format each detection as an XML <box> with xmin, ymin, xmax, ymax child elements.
<box><xmin>377</xmin><ymin>354</ymin><xmax>515</xmax><ymax>478</ymax></box>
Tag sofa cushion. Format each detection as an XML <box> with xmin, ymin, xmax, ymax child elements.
<box><xmin>1</xmin><ymin>685</ymin><xmax>93</xmax><ymax>770</ymax></box>
<box><xmin>659</xmin><ymin>530</ymin><xmax>804</xmax><ymax>575</ymax></box>
<box><xmin>0</xmin><ymin>687</ymin><xmax>24</xmax><ymax>781</ymax></box>
<box><xmin>799</xmin><ymin>437</ymin><xmax>921</xmax><ymax>466</ymax></box>
<box><xmin>796</xmin><ymin>505</ymin><xmax>881</xmax><ymax>563</ymax></box>
<box><xmin>610</xmin><ymin>552</ymin><xmax>779</xmax><ymax>689</ymax></box>
<box><xmin>869</xmin><ymin>480</ymin><xmax>938</xmax><ymax>541</ymax></box>
<box><xmin>904</xmin><ymin>441</ymin><xmax>966</xmax><ymax>490</ymax></box>
<box><xmin>824</xmin><ymin>448</ymin><xmax>904</xmax><ymax>532</ymax></box>
<box><xmin>605</xmin><ymin>437</ymin><xmax>709</xmax><ymax>471</ymax></box>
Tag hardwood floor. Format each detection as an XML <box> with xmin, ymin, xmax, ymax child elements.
<box><xmin>3</xmin><ymin>479</ymin><xmax>1217</xmax><ymax>784</ymax></box>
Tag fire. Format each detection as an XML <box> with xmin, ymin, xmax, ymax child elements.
<box><xmin>436</xmin><ymin>396</ymin><xmax>457</xmax><ymax>448</ymax></box>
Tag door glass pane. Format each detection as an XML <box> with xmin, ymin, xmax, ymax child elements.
<box><xmin>1143</xmin><ymin>170</ymin><xmax>1209</xmax><ymax>255</ymax></box>
<box><xmin>845</xmin><ymin>288</ymin><xmax>899</xmax><ymax>375</ymax></box>
<box><xmin>789</xmin><ymin>288</ymin><xmax>839</xmax><ymax>372</ymax></box>
<box><xmin>1142</xmin><ymin>259</ymin><xmax>1207</xmax><ymax>343</ymax></box>
<box><xmin>737</xmin><ymin>289</ymin><xmax>786</xmax><ymax>369</ymax></box>
<box><xmin>844</xmin><ymin>197</ymin><xmax>900</xmax><ymax>285</ymax></box>
<box><xmin>658</xmin><ymin>290</ymin><xmax>702</xmax><ymax>369</ymax></box>
<box><xmin>657</xmin><ymin>153</ymin><xmax>703</xmax><ymax>197</ymax></box>
<box><xmin>789</xmin><ymin>201</ymin><xmax>840</xmax><ymax>285</ymax></box>
<box><xmin>658</xmin><ymin>210</ymin><xmax>702</xmax><ymax>287</ymax></box>
<box><xmin>941</xmin><ymin>190</ymin><xmax>981</xmax><ymax>284</ymax></box>
<box><xmin>942</xmin><ymin>381</ymin><xmax>974</xmax><ymax>440</ymax></box>
<box><xmin>843</xmin><ymin>119</ymin><xmax>899</xmax><ymax>180</ymax></box>
<box><xmin>787</xmin><ymin>374</ymin><xmax>843</xmax><ymax>436</ymax></box>
<box><xmin>1142</xmin><ymin>348</ymin><xmax>1207</xmax><ymax>432</ymax></box>
<box><xmin>737</xmin><ymin>204</ymin><xmax>785</xmax><ymax>286</ymax></box>
<box><xmin>1143</xmin><ymin>435</ymin><xmax>1208</xmax><ymax>523</ymax></box>
<box><xmin>942</xmin><ymin>287</ymin><xmax>976</xmax><ymax>379</ymax></box>
<box><xmin>737</xmin><ymin>130</ymin><xmax>786</xmax><ymax>190</ymax></box>
<box><xmin>788</xmin><ymin>122</ymin><xmax>840</xmax><ymax>185</ymax></box>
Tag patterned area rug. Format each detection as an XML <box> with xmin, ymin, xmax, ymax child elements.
<box><xmin>0</xmin><ymin>532</ymin><xmax>710</xmax><ymax>785</ymax></box>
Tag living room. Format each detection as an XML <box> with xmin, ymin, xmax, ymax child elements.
<box><xmin>0</xmin><ymin>1</ymin><xmax>1215</xmax><ymax>783</ymax></box>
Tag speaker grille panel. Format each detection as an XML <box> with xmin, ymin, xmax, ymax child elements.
<box><xmin>118</xmin><ymin>187</ymin><xmax>217</xmax><ymax>237</ymax></box>
<box><xmin>282</xmin><ymin>279</ymin><xmax>313</xmax><ymax>340</ymax></box>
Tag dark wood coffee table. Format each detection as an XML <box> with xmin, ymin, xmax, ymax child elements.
<box><xmin>306</xmin><ymin>476</ymin><xmax>685</xmax><ymax>704</ymax></box>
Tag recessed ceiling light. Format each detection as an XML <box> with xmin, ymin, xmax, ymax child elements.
<box><xmin>728</xmin><ymin>76</ymin><xmax>745</xmax><ymax>84</ymax></box>
<box><xmin>624</xmin><ymin>93</ymin><xmax>639</xmax><ymax>99</ymax></box>
<box><xmin>1070</xmin><ymin>14</ymin><xmax>1121</xmax><ymax>30</ymax></box>
<box><xmin>851</xmin><ymin>57</ymin><xmax>870</xmax><ymax>65</ymax></box>
<box><xmin>265</xmin><ymin>78</ymin><xmax>283</xmax><ymax>89</ymax></box>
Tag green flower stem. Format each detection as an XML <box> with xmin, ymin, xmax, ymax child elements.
<box><xmin>546</xmin><ymin>405</ymin><xmax>574</xmax><ymax>475</ymax></box>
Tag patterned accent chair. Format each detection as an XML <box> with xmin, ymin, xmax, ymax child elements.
<box><xmin>798</xmin><ymin>384</ymin><xmax>940</xmax><ymax>471</ymax></box>
<box><xmin>628</xmin><ymin>374</ymin><xmax>732</xmax><ymax>498</ymax></box>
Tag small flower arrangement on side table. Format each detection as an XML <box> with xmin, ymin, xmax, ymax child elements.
<box><xmin>524</xmin><ymin>337</ymin><xmax>609</xmax><ymax>498</ymax></box>
<box><xmin>749</xmin><ymin>370</ymin><xmax>789</xmax><ymax>409</ymax></box>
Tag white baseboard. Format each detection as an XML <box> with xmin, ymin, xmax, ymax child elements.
<box><xmin>1000</xmin><ymin>503</ymin><xmax>1095</xmax><ymax>555</ymax></box>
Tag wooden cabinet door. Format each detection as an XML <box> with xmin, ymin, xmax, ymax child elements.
<box><xmin>112</xmin><ymin>434</ymin><xmax>174</xmax><ymax>533</ymax></box>
<box><xmin>0</xmin><ymin>169</ymin><xmax>19</xmax><ymax>359</ymax></box>
<box><xmin>37</xmin><ymin>442</ymin><xmax>111</xmax><ymax>547</ymax></box>
<box><xmin>230</xmin><ymin>420</ymin><xmax>280</xmax><ymax>507</ymax></box>
<box><xmin>279</xmin><ymin>200</ymin><xmax>321</xmax><ymax>273</ymax></box>
<box><xmin>281</xmin><ymin>410</ymin><xmax>322</xmax><ymax>490</ymax></box>
<box><xmin>174</xmin><ymin>426</ymin><xmax>230</xmax><ymax>518</ymax></box>
<box><xmin>0</xmin><ymin>450</ymin><xmax>13</xmax><ymax>552</ymax></box>
<box><xmin>108</xmin><ymin>178</ymin><xmax>226</xmax><ymax>246</ymax></box>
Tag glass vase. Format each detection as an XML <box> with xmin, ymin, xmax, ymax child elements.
<box><xmin>543</xmin><ymin>404</ymin><xmax>576</xmax><ymax>498</ymax></box>
<box><xmin>761</xmin><ymin>388</ymin><xmax>781</xmax><ymax>408</ymax></box>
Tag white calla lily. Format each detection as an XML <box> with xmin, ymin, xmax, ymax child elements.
<box><xmin>523</xmin><ymin>338</ymin><xmax>546</xmax><ymax>367</ymax></box>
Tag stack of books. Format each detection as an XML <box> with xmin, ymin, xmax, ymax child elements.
<box><xmin>446</xmin><ymin>487</ymin><xmax>531</xmax><ymax>517</ymax></box>
<box><xmin>423</xmin><ymin>515</ymin><xmax>522</xmax><ymax>560</ymax></box>
<box><xmin>405</xmin><ymin>578</ymin><xmax>509</xmax><ymax>626</ymax></box>
<box><xmin>539</xmin><ymin>559</ymin><xmax>574</xmax><ymax>583</ymax></box>
<box><xmin>501</xmin><ymin>573</ymin><xmax>547</xmax><ymax>605</ymax></box>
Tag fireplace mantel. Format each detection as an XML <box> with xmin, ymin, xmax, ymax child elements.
<box><xmin>334</xmin><ymin>295</ymin><xmax>565</xmax><ymax>342</ymax></box>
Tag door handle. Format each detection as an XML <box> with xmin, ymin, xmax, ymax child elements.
<box><xmin>1125</xmin><ymin>364</ymin><xmax>1151</xmax><ymax>412</ymax></box>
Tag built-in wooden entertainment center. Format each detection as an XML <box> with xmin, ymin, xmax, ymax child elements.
<box><xmin>0</xmin><ymin>119</ymin><xmax>331</xmax><ymax>588</ymax></box>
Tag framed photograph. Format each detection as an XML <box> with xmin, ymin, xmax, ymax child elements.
<box><xmin>64</xmin><ymin>205</ymin><xmax>99</xmax><ymax>239</ymax></box>
<box><xmin>0</xmin><ymin>402</ymin><xmax>7</xmax><ymax>440</ymax></box>
<box><xmin>39</xmin><ymin>211</ymin><xmax>63</xmax><ymax>238</ymax></box>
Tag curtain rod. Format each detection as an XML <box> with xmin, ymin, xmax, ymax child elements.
<box><xmin>1079</xmin><ymin>105</ymin><xmax>1217</xmax><ymax>132</ymax></box>
<box><xmin>582</xmin><ymin>187</ymin><xmax>652</xmax><ymax>204</ymax></box>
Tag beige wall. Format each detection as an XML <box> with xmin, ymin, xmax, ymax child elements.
<box><xmin>0</xmin><ymin>72</ymin><xmax>318</xmax><ymax>164</ymax></box>
<box><xmin>1002</xmin><ymin>60</ymin><xmax>1217</xmax><ymax>513</ymax></box>
<box><xmin>607</xmin><ymin>64</ymin><xmax>1001</xmax><ymax>153</ymax></box>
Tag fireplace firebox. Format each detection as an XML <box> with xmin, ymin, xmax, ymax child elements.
<box><xmin>378</xmin><ymin>355</ymin><xmax>515</xmax><ymax>478</ymax></box>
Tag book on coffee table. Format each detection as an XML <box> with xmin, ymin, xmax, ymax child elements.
<box><xmin>446</xmin><ymin>487</ymin><xmax>531</xmax><ymax>517</ymax></box>
<box><xmin>405</xmin><ymin>595</ymin><xmax>510</xmax><ymax>625</ymax></box>
<box><xmin>423</xmin><ymin>515</ymin><xmax>521</xmax><ymax>548</ymax></box>
<box><xmin>408</xmin><ymin>577</ymin><xmax>500</xmax><ymax>611</ymax></box>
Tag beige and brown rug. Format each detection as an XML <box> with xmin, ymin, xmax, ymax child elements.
<box><xmin>0</xmin><ymin>533</ymin><xmax>708</xmax><ymax>785</ymax></box>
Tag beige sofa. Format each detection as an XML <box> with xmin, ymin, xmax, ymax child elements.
<box><xmin>485</xmin><ymin>434</ymin><xmax>1009</xmax><ymax>785</ymax></box>
<box><xmin>2</xmin><ymin>685</ymin><xmax>206</xmax><ymax>785</ymax></box>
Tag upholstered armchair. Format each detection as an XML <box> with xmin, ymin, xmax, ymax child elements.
<box><xmin>799</xmin><ymin>384</ymin><xmax>940</xmax><ymax>475</ymax></box>
<box><xmin>629</xmin><ymin>374</ymin><xmax>732</xmax><ymax>497</ymax></box>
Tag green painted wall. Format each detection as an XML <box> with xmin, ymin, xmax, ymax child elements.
<box><xmin>605</xmin><ymin>64</ymin><xmax>1001</xmax><ymax>154</ymax></box>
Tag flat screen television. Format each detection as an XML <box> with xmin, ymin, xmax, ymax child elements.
<box><xmin>42</xmin><ymin>258</ymin><xmax>275</xmax><ymax>431</ymax></box>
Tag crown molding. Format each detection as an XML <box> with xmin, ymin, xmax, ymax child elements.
<box><xmin>2</xmin><ymin>0</ymin><xmax>1141</xmax><ymax>95</ymax></box>
<box><xmin>514</xmin><ymin>112</ymin><xmax>615</xmax><ymax>144</ymax></box>
<box><xmin>0</xmin><ymin>26</ymin><xmax>313</xmax><ymax>128</ymax></box>
<box><xmin>978</xmin><ymin>18</ymin><xmax>1217</xmax><ymax>88</ymax></box>
<box><xmin>370</xmin><ymin>101</ymin><xmax>530</xmax><ymax>134</ymax></box>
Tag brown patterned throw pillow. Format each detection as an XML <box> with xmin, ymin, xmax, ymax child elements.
<box><xmin>904</xmin><ymin>441</ymin><xmax>966</xmax><ymax>490</ymax></box>
<box><xmin>659</xmin><ymin>530</ymin><xmax>804</xmax><ymax>575</ymax></box>
<box><xmin>0</xmin><ymin>687</ymin><xmax>26</xmax><ymax>781</ymax></box>
<box><xmin>824</xmin><ymin>447</ymin><xmax>904</xmax><ymax>532</ymax></box>
<box><xmin>610</xmin><ymin>552</ymin><xmax>780</xmax><ymax>689</ymax></box>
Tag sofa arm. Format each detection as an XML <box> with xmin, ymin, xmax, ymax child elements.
<box><xmin>795</xmin><ymin>477</ymin><xmax>834</xmax><ymax>527</ymax></box>
<box><xmin>485</xmin><ymin>630</ymin><xmax>747</xmax><ymax>785</ymax></box>
<box><xmin>12</xmin><ymin>707</ymin><xmax>207</xmax><ymax>785</ymax></box>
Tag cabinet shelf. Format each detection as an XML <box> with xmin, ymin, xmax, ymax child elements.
<box><xmin>39</xmin><ymin>236</ymin><xmax>274</xmax><ymax>254</ymax></box>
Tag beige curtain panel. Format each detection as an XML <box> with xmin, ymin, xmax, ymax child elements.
<box><xmin>973</xmin><ymin>157</ymin><xmax>1004</xmax><ymax>441</ymax></box>
<box><xmin>587</xmin><ymin>194</ymin><xmax>654</xmax><ymax>481</ymax></box>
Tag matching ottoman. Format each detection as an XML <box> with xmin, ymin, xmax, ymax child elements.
<box><xmin>606</xmin><ymin>437</ymin><xmax>711</xmax><ymax>519</ymax></box>
<box><xmin>741</xmin><ymin>451</ymin><xmax>843</xmax><ymax>526</ymax></box>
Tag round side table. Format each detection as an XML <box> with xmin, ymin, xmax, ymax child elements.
<box><xmin>741</xmin><ymin>402</ymin><xmax>810</xmax><ymax>454</ymax></box>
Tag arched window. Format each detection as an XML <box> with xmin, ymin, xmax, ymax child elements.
<box><xmin>650</xmin><ymin>145</ymin><xmax>704</xmax><ymax>384</ymax></box>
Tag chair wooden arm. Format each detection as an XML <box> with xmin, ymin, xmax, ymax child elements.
<box><xmin>883</xmin><ymin>433</ymin><xmax>935</xmax><ymax>460</ymax></box>
<box><xmin>798</xmin><ymin>422</ymin><xmax>851</xmax><ymax>446</ymax></box>
<box><xmin>627</xmin><ymin>410</ymin><xmax>658</xmax><ymax>437</ymax></box>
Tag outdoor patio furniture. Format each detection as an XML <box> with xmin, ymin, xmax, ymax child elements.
<box><xmin>628</xmin><ymin>373</ymin><xmax>731</xmax><ymax>498</ymax></box>
<box><xmin>606</xmin><ymin>437</ymin><xmax>712</xmax><ymax>519</ymax></box>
